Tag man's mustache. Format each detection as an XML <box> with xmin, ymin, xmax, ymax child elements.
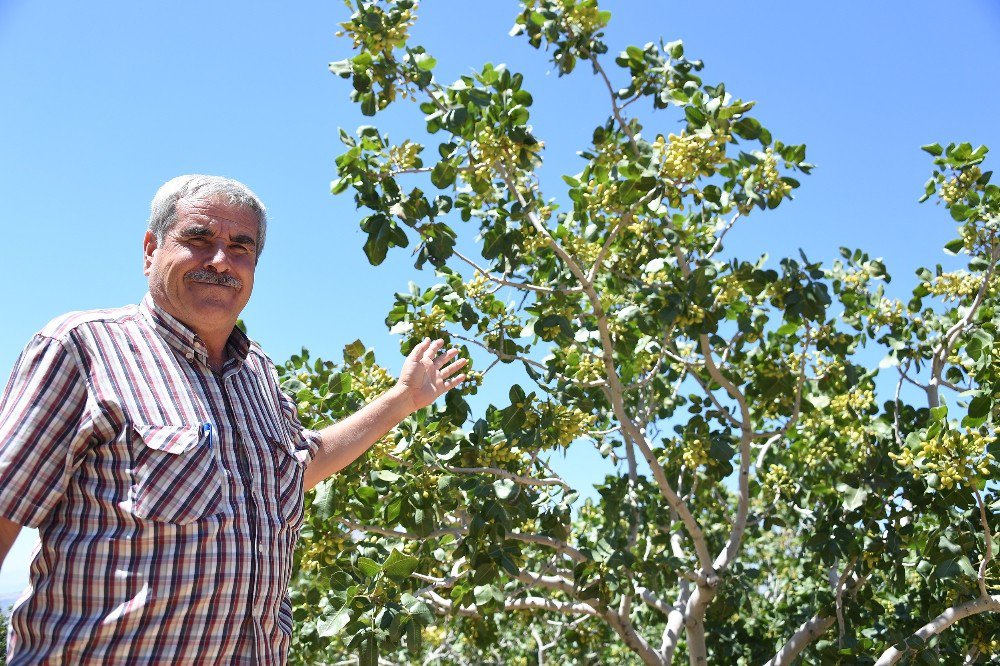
<box><xmin>184</xmin><ymin>270</ymin><xmax>243</xmax><ymax>289</ymax></box>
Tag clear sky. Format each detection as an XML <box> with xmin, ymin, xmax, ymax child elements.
<box><xmin>2</xmin><ymin>0</ymin><xmax>999</xmax><ymax>600</ymax></box>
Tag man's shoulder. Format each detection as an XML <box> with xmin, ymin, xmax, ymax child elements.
<box><xmin>38</xmin><ymin>304</ymin><xmax>141</xmax><ymax>342</ymax></box>
<box><xmin>244</xmin><ymin>338</ymin><xmax>278</xmax><ymax>370</ymax></box>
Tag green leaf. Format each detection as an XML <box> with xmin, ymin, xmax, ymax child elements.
<box><xmin>431</xmin><ymin>159</ymin><xmax>458</xmax><ymax>188</ymax></box>
<box><xmin>383</xmin><ymin>549</ymin><xmax>421</xmax><ymax>581</ymax></box>
<box><xmin>943</xmin><ymin>237</ymin><xmax>965</xmax><ymax>254</ymax></box>
<box><xmin>921</xmin><ymin>143</ymin><xmax>943</xmax><ymax>156</ymax></box>
<box><xmin>474</xmin><ymin>584</ymin><xmax>500</xmax><ymax>606</ymax></box>
<box><xmin>836</xmin><ymin>483</ymin><xmax>868</xmax><ymax>511</ymax></box>
<box><xmin>732</xmin><ymin>117</ymin><xmax>762</xmax><ymax>140</ymax></box>
<box><xmin>317</xmin><ymin>607</ymin><xmax>352</xmax><ymax>638</ymax></box>
<box><xmin>362</xmin><ymin>214</ymin><xmax>409</xmax><ymax>265</ymax></box>
<box><xmin>329</xmin><ymin>59</ymin><xmax>353</xmax><ymax>77</ymax></box>
<box><xmin>317</xmin><ymin>585</ymin><xmax>358</xmax><ymax>637</ymax></box>
<box><xmin>357</xmin><ymin>556</ymin><xmax>383</xmax><ymax>578</ymax></box>
<box><xmin>776</xmin><ymin>321</ymin><xmax>800</xmax><ymax>335</ymax></box>
<box><xmin>414</xmin><ymin>53</ymin><xmax>437</xmax><ymax>71</ymax></box>
<box><xmin>406</xmin><ymin>620</ymin><xmax>422</xmax><ymax>655</ymax></box>
<box><xmin>493</xmin><ymin>478</ymin><xmax>517</xmax><ymax>500</ymax></box>
<box><xmin>359</xmin><ymin>633</ymin><xmax>379</xmax><ymax>666</ymax></box>
<box><xmin>968</xmin><ymin>395</ymin><xmax>991</xmax><ymax>419</ymax></box>
<box><xmin>401</xmin><ymin>593</ymin><xmax>435</xmax><ymax>624</ymax></box>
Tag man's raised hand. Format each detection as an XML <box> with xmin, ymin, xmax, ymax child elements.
<box><xmin>396</xmin><ymin>338</ymin><xmax>468</xmax><ymax>412</ymax></box>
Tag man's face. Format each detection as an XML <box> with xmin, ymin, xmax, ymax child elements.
<box><xmin>144</xmin><ymin>197</ymin><xmax>258</xmax><ymax>336</ymax></box>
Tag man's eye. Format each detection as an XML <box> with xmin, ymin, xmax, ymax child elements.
<box><xmin>231</xmin><ymin>244</ymin><xmax>251</xmax><ymax>254</ymax></box>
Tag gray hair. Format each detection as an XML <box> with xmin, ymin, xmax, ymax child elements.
<box><xmin>148</xmin><ymin>175</ymin><xmax>268</xmax><ymax>258</ymax></box>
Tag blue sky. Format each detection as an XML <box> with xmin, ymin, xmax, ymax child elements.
<box><xmin>2</xmin><ymin>0</ymin><xmax>999</xmax><ymax>599</ymax></box>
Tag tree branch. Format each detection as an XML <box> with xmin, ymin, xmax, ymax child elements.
<box><xmin>975</xmin><ymin>488</ymin><xmax>995</xmax><ymax>598</ymax></box>
<box><xmin>452</xmin><ymin>249</ymin><xmax>581</xmax><ymax>295</ymax></box>
<box><xmin>705</xmin><ymin>211</ymin><xmax>741</xmax><ymax>260</ymax></box>
<box><xmin>874</xmin><ymin>595</ymin><xmax>1000</xmax><ymax>666</ymax></box>
<box><xmin>763</xmin><ymin>614</ymin><xmax>836</xmax><ymax>666</ymax></box>
<box><xmin>927</xmin><ymin>240</ymin><xmax>998</xmax><ymax>407</ymax></box>
<box><xmin>442</xmin><ymin>464</ymin><xmax>573</xmax><ymax>492</ymax></box>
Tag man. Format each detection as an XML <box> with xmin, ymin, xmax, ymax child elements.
<box><xmin>0</xmin><ymin>175</ymin><xmax>466</xmax><ymax>664</ymax></box>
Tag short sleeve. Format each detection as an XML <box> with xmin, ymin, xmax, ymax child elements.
<box><xmin>273</xmin><ymin>367</ymin><xmax>322</xmax><ymax>467</ymax></box>
<box><xmin>0</xmin><ymin>334</ymin><xmax>92</xmax><ymax>527</ymax></box>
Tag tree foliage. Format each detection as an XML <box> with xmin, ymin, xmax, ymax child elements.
<box><xmin>284</xmin><ymin>1</ymin><xmax>1000</xmax><ymax>663</ymax></box>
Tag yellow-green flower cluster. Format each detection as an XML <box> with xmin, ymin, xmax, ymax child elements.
<box><xmin>540</xmin><ymin>402</ymin><xmax>598</xmax><ymax>448</ymax></box>
<box><xmin>529</xmin><ymin>0</ymin><xmax>610</xmax><ymax>34</ymax></box>
<box><xmin>465</xmin><ymin>272</ymin><xmax>491</xmax><ymax>299</ymax></box>
<box><xmin>655</xmin><ymin>132</ymin><xmax>729</xmax><ymax>184</ymax></box>
<box><xmin>381</xmin><ymin>140</ymin><xmax>422</xmax><ymax>177</ymax></box>
<box><xmin>337</xmin><ymin>1</ymin><xmax>416</xmax><ymax>56</ymax></box>
<box><xmin>574</xmin><ymin>354</ymin><xmax>605</xmax><ymax>383</ymax></box>
<box><xmin>465</xmin><ymin>125</ymin><xmax>543</xmax><ymax>191</ymax></box>
<box><xmin>890</xmin><ymin>428</ymin><xmax>996</xmax><ymax>490</ymax></box>
<box><xmin>682</xmin><ymin>436</ymin><xmax>709</xmax><ymax>470</ymax></box>
<box><xmin>868</xmin><ymin>297</ymin><xmax>906</xmax><ymax>329</ymax></box>
<box><xmin>922</xmin><ymin>270</ymin><xmax>989</xmax><ymax>302</ymax></box>
<box><xmin>761</xmin><ymin>463</ymin><xmax>795</xmax><ymax>501</ymax></box>
<box><xmin>940</xmin><ymin>165</ymin><xmax>983</xmax><ymax>205</ymax></box>
<box><xmin>411</xmin><ymin>305</ymin><xmax>448</xmax><ymax>340</ymax></box>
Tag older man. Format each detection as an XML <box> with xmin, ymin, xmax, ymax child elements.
<box><xmin>0</xmin><ymin>175</ymin><xmax>466</xmax><ymax>664</ymax></box>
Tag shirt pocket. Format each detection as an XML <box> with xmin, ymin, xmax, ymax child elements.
<box><xmin>132</xmin><ymin>423</ymin><xmax>224</xmax><ymax>524</ymax></box>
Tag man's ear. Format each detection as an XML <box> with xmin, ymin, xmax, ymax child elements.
<box><xmin>143</xmin><ymin>230</ymin><xmax>157</xmax><ymax>276</ymax></box>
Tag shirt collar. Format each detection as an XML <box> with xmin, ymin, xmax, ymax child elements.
<box><xmin>139</xmin><ymin>293</ymin><xmax>251</xmax><ymax>371</ymax></box>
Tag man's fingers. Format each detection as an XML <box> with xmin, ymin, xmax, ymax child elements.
<box><xmin>423</xmin><ymin>338</ymin><xmax>445</xmax><ymax>361</ymax></box>
<box><xmin>444</xmin><ymin>374</ymin><xmax>467</xmax><ymax>389</ymax></box>
<box><xmin>433</xmin><ymin>347</ymin><xmax>460</xmax><ymax>368</ymax></box>
<box><xmin>439</xmin><ymin>357</ymin><xmax>468</xmax><ymax>378</ymax></box>
<box><xmin>410</xmin><ymin>337</ymin><xmax>433</xmax><ymax>359</ymax></box>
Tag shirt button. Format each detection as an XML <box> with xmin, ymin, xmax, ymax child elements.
<box><xmin>185</xmin><ymin>351</ymin><xmax>194</xmax><ymax>360</ymax></box>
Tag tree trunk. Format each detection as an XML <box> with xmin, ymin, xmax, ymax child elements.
<box><xmin>684</xmin><ymin>582</ymin><xmax>717</xmax><ymax>665</ymax></box>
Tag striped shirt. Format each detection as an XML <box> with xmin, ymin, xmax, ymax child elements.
<box><xmin>0</xmin><ymin>295</ymin><xmax>320</xmax><ymax>665</ymax></box>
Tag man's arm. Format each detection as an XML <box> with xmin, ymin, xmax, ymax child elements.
<box><xmin>303</xmin><ymin>338</ymin><xmax>467</xmax><ymax>490</ymax></box>
<box><xmin>0</xmin><ymin>516</ymin><xmax>21</xmax><ymax>569</ymax></box>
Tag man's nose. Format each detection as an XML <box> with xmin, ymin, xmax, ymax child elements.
<box><xmin>203</xmin><ymin>243</ymin><xmax>233</xmax><ymax>271</ymax></box>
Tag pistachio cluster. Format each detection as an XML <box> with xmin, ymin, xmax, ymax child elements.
<box><xmin>711</xmin><ymin>275</ymin><xmax>744</xmax><ymax>308</ymax></box>
<box><xmin>382</xmin><ymin>140</ymin><xmax>422</xmax><ymax>177</ymax></box>
<box><xmin>480</xmin><ymin>438</ymin><xmax>523</xmax><ymax>467</ymax></box>
<box><xmin>890</xmin><ymin>429</ymin><xmax>996</xmax><ymax>490</ymax></box>
<box><xmin>573</xmin><ymin>354</ymin><xmax>605</xmax><ymax>383</ymax></box>
<box><xmin>655</xmin><ymin>132</ymin><xmax>728</xmax><ymax>184</ymax></box>
<box><xmin>681</xmin><ymin>436</ymin><xmax>709</xmax><ymax>470</ymax></box>
<box><xmin>867</xmin><ymin>297</ymin><xmax>906</xmax><ymax>329</ymax></box>
<box><xmin>337</xmin><ymin>1</ymin><xmax>416</xmax><ymax>57</ymax></box>
<box><xmin>562</xmin><ymin>234</ymin><xmax>602</xmax><ymax>265</ymax></box>
<box><xmin>464</xmin><ymin>272</ymin><xmax>491</xmax><ymax>299</ymax></box>
<box><xmin>410</xmin><ymin>305</ymin><xmax>448</xmax><ymax>340</ymax></box>
<box><xmin>940</xmin><ymin>165</ymin><xmax>983</xmax><ymax>205</ymax></box>
<box><xmin>355</xmin><ymin>362</ymin><xmax>396</xmax><ymax>403</ymax></box>
<box><xmin>761</xmin><ymin>463</ymin><xmax>795</xmax><ymax>501</ymax></box>
<box><xmin>738</xmin><ymin>149</ymin><xmax>792</xmax><ymax>212</ymax></box>
<box><xmin>922</xmin><ymin>270</ymin><xmax>990</xmax><ymax>301</ymax></box>
<box><xmin>674</xmin><ymin>303</ymin><xmax>706</xmax><ymax>327</ymax></box>
<box><xmin>539</xmin><ymin>402</ymin><xmax>598</xmax><ymax>448</ymax></box>
<box><xmin>465</xmin><ymin>125</ymin><xmax>543</xmax><ymax>192</ymax></box>
<box><xmin>534</xmin><ymin>0</ymin><xmax>611</xmax><ymax>36</ymax></box>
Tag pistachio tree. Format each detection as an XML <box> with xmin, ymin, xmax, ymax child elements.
<box><xmin>282</xmin><ymin>1</ymin><xmax>1000</xmax><ymax>663</ymax></box>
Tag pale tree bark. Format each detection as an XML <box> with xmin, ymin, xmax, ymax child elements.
<box><xmin>874</xmin><ymin>595</ymin><xmax>1000</xmax><ymax>666</ymax></box>
<box><xmin>763</xmin><ymin>615</ymin><xmax>836</xmax><ymax>666</ymax></box>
